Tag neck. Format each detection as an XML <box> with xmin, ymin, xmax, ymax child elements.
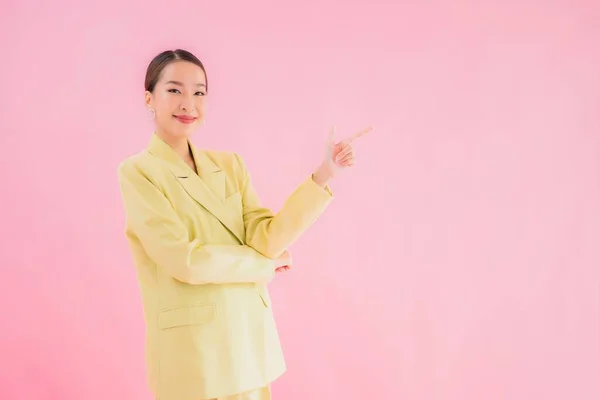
<box><xmin>156</xmin><ymin>131</ymin><xmax>192</xmax><ymax>161</ymax></box>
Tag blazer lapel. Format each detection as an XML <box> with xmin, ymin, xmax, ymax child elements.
<box><xmin>191</xmin><ymin>147</ymin><xmax>226</xmax><ymax>201</ymax></box>
<box><xmin>147</xmin><ymin>134</ymin><xmax>245</xmax><ymax>244</ymax></box>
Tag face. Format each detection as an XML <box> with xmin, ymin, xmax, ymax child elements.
<box><xmin>145</xmin><ymin>60</ymin><xmax>207</xmax><ymax>140</ymax></box>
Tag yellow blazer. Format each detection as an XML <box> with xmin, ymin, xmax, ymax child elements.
<box><xmin>117</xmin><ymin>134</ymin><xmax>333</xmax><ymax>400</ymax></box>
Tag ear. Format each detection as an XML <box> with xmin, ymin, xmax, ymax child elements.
<box><xmin>144</xmin><ymin>90</ymin><xmax>153</xmax><ymax>108</ymax></box>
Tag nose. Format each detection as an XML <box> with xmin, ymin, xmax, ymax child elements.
<box><xmin>180</xmin><ymin>104</ymin><xmax>195</xmax><ymax>113</ymax></box>
<box><xmin>180</xmin><ymin>97</ymin><xmax>196</xmax><ymax>113</ymax></box>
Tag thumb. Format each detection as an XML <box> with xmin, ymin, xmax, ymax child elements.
<box><xmin>328</xmin><ymin>126</ymin><xmax>335</xmax><ymax>145</ymax></box>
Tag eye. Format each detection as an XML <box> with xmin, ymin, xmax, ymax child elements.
<box><xmin>168</xmin><ymin>88</ymin><xmax>181</xmax><ymax>94</ymax></box>
<box><xmin>195</xmin><ymin>91</ymin><xmax>206</xmax><ymax>96</ymax></box>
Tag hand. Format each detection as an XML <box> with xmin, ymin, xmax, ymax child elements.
<box><xmin>274</xmin><ymin>250</ymin><xmax>292</xmax><ymax>273</ymax></box>
<box><xmin>313</xmin><ymin>126</ymin><xmax>373</xmax><ymax>185</ymax></box>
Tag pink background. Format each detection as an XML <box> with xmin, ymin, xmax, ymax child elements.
<box><xmin>1</xmin><ymin>1</ymin><xmax>599</xmax><ymax>399</ymax></box>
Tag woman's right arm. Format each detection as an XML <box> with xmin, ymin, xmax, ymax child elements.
<box><xmin>117</xmin><ymin>160</ymin><xmax>279</xmax><ymax>285</ymax></box>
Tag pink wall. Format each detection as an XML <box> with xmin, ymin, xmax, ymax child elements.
<box><xmin>1</xmin><ymin>1</ymin><xmax>599</xmax><ymax>399</ymax></box>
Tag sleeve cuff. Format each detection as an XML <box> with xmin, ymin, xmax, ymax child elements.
<box><xmin>308</xmin><ymin>175</ymin><xmax>334</xmax><ymax>198</ymax></box>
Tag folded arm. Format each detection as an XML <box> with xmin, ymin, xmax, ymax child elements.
<box><xmin>235</xmin><ymin>153</ymin><xmax>334</xmax><ymax>259</ymax></box>
<box><xmin>117</xmin><ymin>161</ymin><xmax>276</xmax><ymax>285</ymax></box>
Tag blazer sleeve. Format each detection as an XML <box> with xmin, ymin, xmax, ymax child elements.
<box><xmin>117</xmin><ymin>160</ymin><xmax>277</xmax><ymax>285</ymax></box>
<box><xmin>235</xmin><ymin>153</ymin><xmax>334</xmax><ymax>259</ymax></box>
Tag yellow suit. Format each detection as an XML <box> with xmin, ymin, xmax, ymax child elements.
<box><xmin>117</xmin><ymin>134</ymin><xmax>333</xmax><ymax>400</ymax></box>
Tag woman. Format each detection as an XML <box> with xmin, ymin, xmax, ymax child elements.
<box><xmin>117</xmin><ymin>49</ymin><xmax>371</xmax><ymax>400</ymax></box>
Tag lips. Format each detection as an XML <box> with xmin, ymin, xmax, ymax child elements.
<box><xmin>174</xmin><ymin>115</ymin><xmax>197</xmax><ymax>124</ymax></box>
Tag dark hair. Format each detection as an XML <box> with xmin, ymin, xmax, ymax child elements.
<box><xmin>144</xmin><ymin>49</ymin><xmax>208</xmax><ymax>93</ymax></box>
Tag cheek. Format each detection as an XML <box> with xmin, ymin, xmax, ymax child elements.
<box><xmin>158</xmin><ymin>91</ymin><xmax>170</xmax><ymax>100</ymax></box>
<box><xmin>196</xmin><ymin>98</ymin><xmax>207</xmax><ymax>114</ymax></box>
<box><xmin>154</xmin><ymin>96</ymin><xmax>177</xmax><ymax>116</ymax></box>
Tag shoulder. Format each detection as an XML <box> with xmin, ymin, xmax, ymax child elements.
<box><xmin>117</xmin><ymin>151</ymin><xmax>159</xmax><ymax>182</ymax></box>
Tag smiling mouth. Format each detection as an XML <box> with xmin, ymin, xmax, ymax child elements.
<box><xmin>173</xmin><ymin>115</ymin><xmax>197</xmax><ymax>124</ymax></box>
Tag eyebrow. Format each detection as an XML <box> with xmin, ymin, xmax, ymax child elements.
<box><xmin>165</xmin><ymin>80</ymin><xmax>206</xmax><ymax>88</ymax></box>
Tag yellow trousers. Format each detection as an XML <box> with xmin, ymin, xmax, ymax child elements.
<box><xmin>212</xmin><ymin>386</ymin><xmax>271</xmax><ymax>400</ymax></box>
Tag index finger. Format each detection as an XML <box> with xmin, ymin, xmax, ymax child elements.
<box><xmin>348</xmin><ymin>126</ymin><xmax>374</xmax><ymax>142</ymax></box>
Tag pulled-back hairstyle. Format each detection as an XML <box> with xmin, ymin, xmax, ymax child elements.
<box><xmin>144</xmin><ymin>49</ymin><xmax>208</xmax><ymax>93</ymax></box>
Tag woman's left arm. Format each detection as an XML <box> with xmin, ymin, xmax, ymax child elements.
<box><xmin>236</xmin><ymin>125</ymin><xmax>372</xmax><ymax>258</ymax></box>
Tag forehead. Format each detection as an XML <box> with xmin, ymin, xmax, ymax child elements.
<box><xmin>158</xmin><ymin>60</ymin><xmax>206</xmax><ymax>85</ymax></box>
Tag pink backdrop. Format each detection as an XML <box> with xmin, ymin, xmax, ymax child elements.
<box><xmin>1</xmin><ymin>1</ymin><xmax>599</xmax><ymax>399</ymax></box>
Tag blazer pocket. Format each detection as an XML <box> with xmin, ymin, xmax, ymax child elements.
<box><xmin>158</xmin><ymin>304</ymin><xmax>216</xmax><ymax>330</ymax></box>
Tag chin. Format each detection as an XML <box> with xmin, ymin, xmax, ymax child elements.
<box><xmin>167</xmin><ymin>123</ymin><xmax>199</xmax><ymax>139</ymax></box>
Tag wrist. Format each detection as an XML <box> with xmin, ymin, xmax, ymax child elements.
<box><xmin>312</xmin><ymin>162</ymin><xmax>334</xmax><ymax>187</ymax></box>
